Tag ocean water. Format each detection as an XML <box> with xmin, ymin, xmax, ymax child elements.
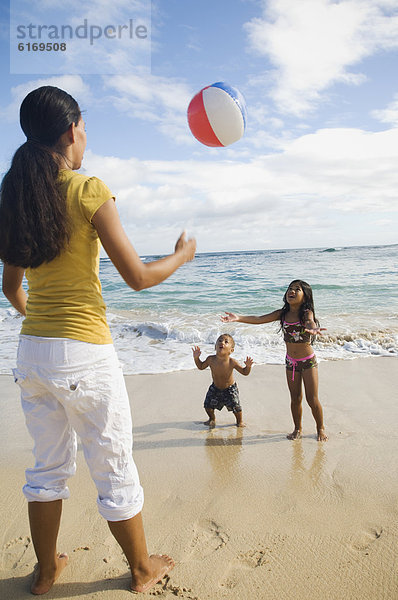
<box><xmin>0</xmin><ymin>244</ymin><xmax>397</xmax><ymax>374</ymax></box>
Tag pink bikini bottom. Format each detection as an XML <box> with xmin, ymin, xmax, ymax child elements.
<box><xmin>285</xmin><ymin>353</ymin><xmax>317</xmax><ymax>381</ymax></box>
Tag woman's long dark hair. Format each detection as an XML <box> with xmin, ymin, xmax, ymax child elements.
<box><xmin>279</xmin><ymin>279</ymin><xmax>319</xmax><ymax>328</ymax></box>
<box><xmin>0</xmin><ymin>86</ymin><xmax>81</xmax><ymax>268</ymax></box>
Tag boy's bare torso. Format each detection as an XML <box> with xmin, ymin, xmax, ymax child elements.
<box><xmin>207</xmin><ymin>355</ymin><xmax>237</xmax><ymax>389</ymax></box>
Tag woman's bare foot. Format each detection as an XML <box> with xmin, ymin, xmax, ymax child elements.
<box><xmin>287</xmin><ymin>429</ymin><xmax>302</xmax><ymax>440</ymax></box>
<box><xmin>31</xmin><ymin>553</ymin><xmax>68</xmax><ymax>595</ymax></box>
<box><xmin>204</xmin><ymin>419</ymin><xmax>215</xmax><ymax>428</ymax></box>
<box><xmin>317</xmin><ymin>428</ymin><xmax>328</xmax><ymax>441</ymax></box>
<box><xmin>131</xmin><ymin>554</ymin><xmax>175</xmax><ymax>593</ymax></box>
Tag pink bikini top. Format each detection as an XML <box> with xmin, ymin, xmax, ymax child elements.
<box><xmin>282</xmin><ymin>321</ymin><xmax>312</xmax><ymax>344</ymax></box>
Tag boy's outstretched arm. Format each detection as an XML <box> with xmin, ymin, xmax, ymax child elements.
<box><xmin>192</xmin><ymin>346</ymin><xmax>210</xmax><ymax>370</ymax></box>
<box><xmin>233</xmin><ymin>356</ymin><xmax>254</xmax><ymax>376</ymax></box>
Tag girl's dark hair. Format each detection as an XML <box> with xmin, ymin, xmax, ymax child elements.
<box><xmin>279</xmin><ymin>279</ymin><xmax>319</xmax><ymax>328</ymax></box>
<box><xmin>0</xmin><ymin>86</ymin><xmax>81</xmax><ymax>268</ymax></box>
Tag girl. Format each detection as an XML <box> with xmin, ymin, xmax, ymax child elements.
<box><xmin>0</xmin><ymin>86</ymin><xmax>196</xmax><ymax>595</ymax></box>
<box><xmin>221</xmin><ymin>280</ymin><xmax>328</xmax><ymax>442</ymax></box>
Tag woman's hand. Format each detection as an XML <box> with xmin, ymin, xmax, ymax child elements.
<box><xmin>175</xmin><ymin>231</ymin><xmax>196</xmax><ymax>262</ymax></box>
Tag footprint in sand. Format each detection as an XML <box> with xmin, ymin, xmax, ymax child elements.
<box><xmin>2</xmin><ymin>536</ymin><xmax>31</xmax><ymax>570</ymax></box>
<box><xmin>351</xmin><ymin>527</ymin><xmax>383</xmax><ymax>552</ymax></box>
<box><xmin>155</xmin><ymin>578</ymin><xmax>201</xmax><ymax>599</ymax></box>
<box><xmin>219</xmin><ymin>539</ymin><xmax>286</xmax><ymax>590</ymax></box>
<box><xmin>184</xmin><ymin>519</ymin><xmax>229</xmax><ymax>561</ymax></box>
<box><xmin>220</xmin><ymin>549</ymin><xmax>270</xmax><ymax>590</ymax></box>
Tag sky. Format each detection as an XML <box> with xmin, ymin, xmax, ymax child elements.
<box><xmin>1</xmin><ymin>0</ymin><xmax>398</xmax><ymax>255</ymax></box>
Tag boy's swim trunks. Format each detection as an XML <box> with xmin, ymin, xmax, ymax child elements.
<box><xmin>204</xmin><ymin>382</ymin><xmax>242</xmax><ymax>413</ymax></box>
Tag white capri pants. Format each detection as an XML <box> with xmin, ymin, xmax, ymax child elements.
<box><xmin>13</xmin><ymin>335</ymin><xmax>144</xmax><ymax>522</ymax></box>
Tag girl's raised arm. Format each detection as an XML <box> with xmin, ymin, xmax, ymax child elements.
<box><xmin>92</xmin><ymin>199</ymin><xmax>196</xmax><ymax>291</ymax></box>
<box><xmin>221</xmin><ymin>309</ymin><xmax>281</xmax><ymax>325</ymax></box>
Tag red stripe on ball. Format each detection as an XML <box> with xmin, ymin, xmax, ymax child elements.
<box><xmin>187</xmin><ymin>91</ymin><xmax>223</xmax><ymax>147</ymax></box>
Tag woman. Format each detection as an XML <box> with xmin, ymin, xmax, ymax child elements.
<box><xmin>0</xmin><ymin>85</ymin><xmax>196</xmax><ymax>594</ymax></box>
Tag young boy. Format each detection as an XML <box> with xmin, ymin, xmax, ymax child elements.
<box><xmin>192</xmin><ymin>334</ymin><xmax>253</xmax><ymax>427</ymax></box>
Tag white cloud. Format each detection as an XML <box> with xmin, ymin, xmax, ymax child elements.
<box><xmin>245</xmin><ymin>0</ymin><xmax>398</xmax><ymax>115</ymax></box>
<box><xmin>372</xmin><ymin>93</ymin><xmax>398</xmax><ymax>125</ymax></box>
<box><xmin>0</xmin><ymin>75</ymin><xmax>91</xmax><ymax>121</ymax></box>
<box><xmin>106</xmin><ymin>74</ymin><xmax>190</xmax><ymax>112</ymax></box>
<box><xmin>82</xmin><ymin>124</ymin><xmax>398</xmax><ymax>253</ymax></box>
<box><xmin>103</xmin><ymin>74</ymin><xmax>195</xmax><ymax>143</ymax></box>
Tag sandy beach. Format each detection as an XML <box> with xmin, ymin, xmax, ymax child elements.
<box><xmin>1</xmin><ymin>356</ymin><xmax>397</xmax><ymax>599</ymax></box>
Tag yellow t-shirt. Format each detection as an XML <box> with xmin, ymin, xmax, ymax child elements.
<box><xmin>21</xmin><ymin>170</ymin><xmax>114</xmax><ymax>344</ymax></box>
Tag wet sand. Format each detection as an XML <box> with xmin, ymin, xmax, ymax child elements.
<box><xmin>0</xmin><ymin>357</ymin><xmax>397</xmax><ymax>599</ymax></box>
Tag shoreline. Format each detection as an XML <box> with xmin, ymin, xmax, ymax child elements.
<box><xmin>121</xmin><ymin>351</ymin><xmax>398</xmax><ymax>375</ymax></box>
<box><xmin>0</xmin><ymin>308</ymin><xmax>397</xmax><ymax>376</ymax></box>
<box><xmin>1</xmin><ymin>357</ymin><xmax>397</xmax><ymax>599</ymax></box>
<box><xmin>0</xmin><ymin>352</ymin><xmax>397</xmax><ymax>378</ymax></box>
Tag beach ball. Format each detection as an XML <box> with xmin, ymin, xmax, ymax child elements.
<box><xmin>187</xmin><ymin>82</ymin><xmax>247</xmax><ymax>147</ymax></box>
